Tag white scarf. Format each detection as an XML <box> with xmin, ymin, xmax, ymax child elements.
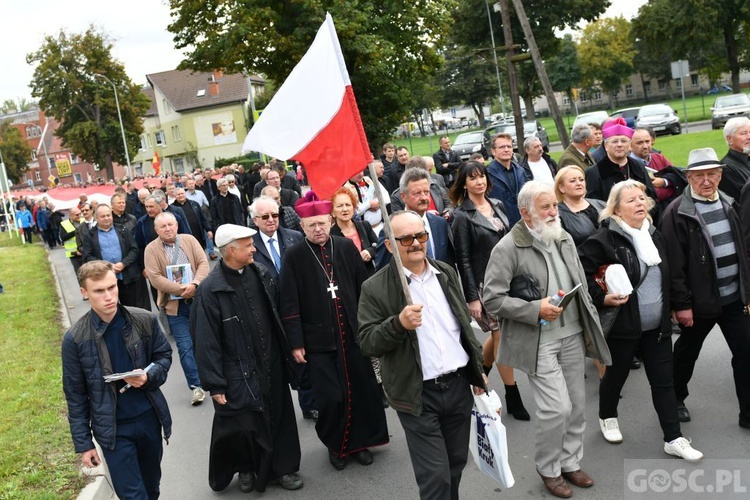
<box><xmin>615</xmin><ymin>217</ymin><xmax>661</xmax><ymax>266</ymax></box>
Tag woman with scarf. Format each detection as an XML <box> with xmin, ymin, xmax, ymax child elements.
<box><xmin>577</xmin><ymin>179</ymin><xmax>702</xmax><ymax>461</ymax></box>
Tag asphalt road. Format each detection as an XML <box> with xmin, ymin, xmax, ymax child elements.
<box><xmin>51</xmin><ymin>245</ymin><xmax>750</xmax><ymax>499</ymax></box>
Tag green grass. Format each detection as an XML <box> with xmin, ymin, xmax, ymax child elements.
<box><xmin>0</xmin><ymin>233</ymin><xmax>86</xmax><ymax>499</ymax></box>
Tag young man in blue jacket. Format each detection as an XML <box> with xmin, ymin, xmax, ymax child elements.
<box><xmin>62</xmin><ymin>260</ymin><xmax>172</xmax><ymax>500</ymax></box>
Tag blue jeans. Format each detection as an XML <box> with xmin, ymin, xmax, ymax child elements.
<box><xmin>167</xmin><ymin>301</ymin><xmax>201</xmax><ymax>389</ymax></box>
<box><xmin>204</xmin><ymin>229</ymin><xmax>215</xmax><ymax>255</ymax></box>
<box><xmin>101</xmin><ymin>409</ymin><xmax>163</xmax><ymax>500</ymax></box>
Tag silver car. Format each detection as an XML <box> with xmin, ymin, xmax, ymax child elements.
<box><xmin>636</xmin><ymin>104</ymin><xmax>681</xmax><ymax>135</ymax></box>
<box><xmin>711</xmin><ymin>93</ymin><xmax>750</xmax><ymax>129</ymax></box>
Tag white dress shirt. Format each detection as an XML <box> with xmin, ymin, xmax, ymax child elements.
<box><xmin>403</xmin><ymin>263</ymin><xmax>469</xmax><ymax>380</ymax></box>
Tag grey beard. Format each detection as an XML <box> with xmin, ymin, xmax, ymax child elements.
<box><xmin>530</xmin><ymin>216</ymin><xmax>564</xmax><ymax>244</ymax></box>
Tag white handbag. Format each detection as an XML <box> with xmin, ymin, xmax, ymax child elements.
<box><xmin>469</xmin><ymin>390</ymin><xmax>515</xmax><ymax>489</ymax></box>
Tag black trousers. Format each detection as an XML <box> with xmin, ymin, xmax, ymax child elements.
<box><xmin>599</xmin><ymin>328</ymin><xmax>681</xmax><ymax>442</ymax></box>
<box><xmin>673</xmin><ymin>300</ymin><xmax>750</xmax><ymax>422</ymax></box>
<box><xmin>397</xmin><ymin>374</ymin><xmax>473</xmax><ymax>500</ymax></box>
<box><xmin>118</xmin><ymin>276</ymin><xmax>151</xmax><ymax>311</ymax></box>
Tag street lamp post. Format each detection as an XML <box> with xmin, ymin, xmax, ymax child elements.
<box><xmin>485</xmin><ymin>0</ymin><xmax>506</xmax><ymax>118</ymax></box>
<box><xmin>93</xmin><ymin>74</ymin><xmax>132</xmax><ymax>179</ymax></box>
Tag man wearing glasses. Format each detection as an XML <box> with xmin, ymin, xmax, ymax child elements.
<box><xmin>487</xmin><ymin>133</ymin><xmax>529</xmax><ymax>227</ymax></box>
<box><xmin>358</xmin><ymin>210</ymin><xmax>487</xmax><ymax>499</ymax></box>
<box><xmin>249</xmin><ymin>196</ymin><xmax>303</xmax><ymax>281</ymax></box>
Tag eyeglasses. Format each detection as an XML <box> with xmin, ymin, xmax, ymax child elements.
<box><xmin>256</xmin><ymin>212</ymin><xmax>279</xmax><ymax>220</ymax></box>
<box><xmin>394</xmin><ymin>232</ymin><xmax>429</xmax><ymax>246</ymax></box>
<box><xmin>228</xmin><ymin>180</ymin><xmax>235</xmax><ymax>184</ymax></box>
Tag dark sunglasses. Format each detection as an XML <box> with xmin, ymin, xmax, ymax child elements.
<box><xmin>256</xmin><ymin>212</ymin><xmax>279</xmax><ymax>220</ymax></box>
<box><xmin>395</xmin><ymin>232</ymin><xmax>429</xmax><ymax>246</ymax></box>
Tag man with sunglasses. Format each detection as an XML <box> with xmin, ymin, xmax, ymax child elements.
<box><xmin>359</xmin><ymin>210</ymin><xmax>487</xmax><ymax>500</ymax></box>
<box><xmin>250</xmin><ymin>196</ymin><xmax>302</xmax><ymax>281</ymax></box>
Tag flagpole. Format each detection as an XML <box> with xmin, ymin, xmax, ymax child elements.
<box><xmin>366</xmin><ymin>161</ymin><xmax>412</xmax><ymax>305</ymax></box>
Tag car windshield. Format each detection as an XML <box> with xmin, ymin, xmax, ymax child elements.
<box><xmin>716</xmin><ymin>94</ymin><xmax>750</xmax><ymax>107</ymax></box>
<box><xmin>454</xmin><ymin>133</ymin><xmax>483</xmax><ymax>145</ymax></box>
<box><xmin>639</xmin><ymin>105</ymin><xmax>672</xmax><ymax>117</ymax></box>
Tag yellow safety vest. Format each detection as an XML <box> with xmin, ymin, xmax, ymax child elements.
<box><xmin>60</xmin><ymin>219</ymin><xmax>79</xmax><ymax>259</ymax></box>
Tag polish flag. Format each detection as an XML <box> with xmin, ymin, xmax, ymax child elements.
<box><xmin>242</xmin><ymin>13</ymin><xmax>372</xmax><ymax>199</ymax></box>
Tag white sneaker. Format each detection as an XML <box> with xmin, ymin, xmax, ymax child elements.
<box><xmin>664</xmin><ymin>437</ymin><xmax>703</xmax><ymax>462</ymax></box>
<box><xmin>599</xmin><ymin>418</ymin><xmax>623</xmax><ymax>443</ymax></box>
<box><xmin>191</xmin><ymin>387</ymin><xmax>206</xmax><ymax>406</ymax></box>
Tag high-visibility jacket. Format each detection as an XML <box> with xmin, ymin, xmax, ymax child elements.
<box><xmin>60</xmin><ymin>219</ymin><xmax>80</xmax><ymax>258</ymax></box>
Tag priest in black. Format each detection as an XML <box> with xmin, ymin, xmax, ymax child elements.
<box><xmin>190</xmin><ymin>224</ymin><xmax>303</xmax><ymax>493</ymax></box>
<box><xmin>280</xmin><ymin>191</ymin><xmax>389</xmax><ymax>470</ymax></box>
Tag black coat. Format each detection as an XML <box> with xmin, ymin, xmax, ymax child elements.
<box><xmin>659</xmin><ymin>189</ymin><xmax>750</xmax><ymax>318</ymax></box>
<box><xmin>190</xmin><ymin>262</ymin><xmax>297</xmax><ymax>414</ymax></box>
<box><xmin>210</xmin><ymin>193</ymin><xmax>246</xmax><ymax>231</ymax></box>
<box><xmin>451</xmin><ymin>197</ymin><xmax>509</xmax><ymax>302</ymax></box>
<box><xmin>719</xmin><ymin>148</ymin><xmax>750</xmax><ymax>200</ymax></box>
<box><xmin>433</xmin><ymin>148</ymin><xmax>462</xmax><ymax>187</ymax></box>
<box><xmin>586</xmin><ymin>155</ymin><xmax>660</xmax><ymax>223</ymax></box>
<box><xmin>81</xmin><ymin>225</ymin><xmax>141</xmax><ymax>284</ymax></box>
<box><xmin>558</xmin><ymin>198</ymin><xmax>605</xmax><ymax>247</ymax></box>
<box><xmin>578</xmin><ymin>218</ymin><xmax>672</xmax><ymax>339</ymax></box>
<box><xmin>252</xmin><ymin>227</ymin><xmax>304</xmax><ymax>280</ymax></box>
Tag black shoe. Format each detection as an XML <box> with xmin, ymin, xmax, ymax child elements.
<box><xmin>740</xmin><ymin>418</ymin><xmax>750</xmax><ymax>429</ymax></box>
<box><xmin>504</xmin><ymin>384</ymin><xmax>530</xmax><ymax>421</ymax></box>
<box><xmin>630</xmin><ymin>357</ymin><xmax>641</xmax><ymax>370</ymax></box>
<box><xmin>238</xmin><ymin>471</ymin><xmax>255</xmax><ymax>492</ymax></box>
<box><xmin>353</xmin><ymin>449</ymin><xmax>373</xmax><ymax>466</ymax></box>
<box><xmin>677</xmin><ymin>402</ymin><xmax>691</xmax><ymax>422</ymax></box>
<box><xmin>329</xmin><ymin>449</ymin><xmax>347</xmax><ymax>470</ymax></box>
<box><xmin>303</xmin><ymin>409</ymin><xmax>319</xmax><ymax>421</ymax></box>
<box><xmin>269</xmin><ymin>473</ymin><xmax>304</xmax><ymax>490</ymax></box>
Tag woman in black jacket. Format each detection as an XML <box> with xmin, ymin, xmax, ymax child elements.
<box><xmin>555</xmin><ymin>165</ymin><xmax>606</xmax><ymax>246</ymax></box>
<box><xmin>450</xmin><ymin>161</ymin><xmax>529</xmax><ymax>420</ymax></box>
<box><xmin>578</xmin><ymin>179</ymin><xmax>702</xmax><ymax>461</ymax></box>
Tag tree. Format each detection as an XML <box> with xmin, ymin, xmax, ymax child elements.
<box><xmin>577</xmin><ymin>17</ymin><xmax>636</xmax><ymax>108</ymax></box>
<box><xmin>167</xmin><ymin>0</ymin><xmax>454</xmax><ymax>152</ymax></box>
<box><xmin>1</xmin><ymin>98</ymin><xmax>36</xmax><ymax>115</ymax></box>
<box><xmin>632</xmin><ymin>0</ymin><xmax>750</xmax><ymax>92</ymax></box>
<box><xmin>450</xmin><ymin>0</ymin><xmax>610</xmax><ymax>116</ymax></box>
<box><xmin>0</xmin><ymin>121</ymin><xmax>32</xmax><ymax>183</ymax></box>
<box><xmin>437</xmin><ymin>45</ymin><xmax>497</xmax><ymax>126</ymax></box>
<box><xmin>547</xmin><ymin>34</ymin><xmax>581</xmax><ymax>110</ymax></box>
<box><xmin>26</xmin><ymin>27</ymin><xmax>149</xmax><ymax>180</ymax></box>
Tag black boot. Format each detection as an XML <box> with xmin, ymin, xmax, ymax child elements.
<box><xmin>504</xmin><ymin>384</ymin><xmax>530</xmax><ymax>421</ymax></box>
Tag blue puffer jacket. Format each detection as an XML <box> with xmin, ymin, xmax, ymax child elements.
<box><xmin>61</xmin><ymin>305</ymin><xmax>173</xmax><ymax>452</ymax></box>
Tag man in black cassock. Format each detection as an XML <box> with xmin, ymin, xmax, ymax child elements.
<box><xmin>280</xmin><ymin>192</ymin><xmax>389</xmax><ymax>470</ymax></box>
<box><xmin>190</xmin><ymin>224</ymin><xmax>303</xmax><ymax>493</ymax></box>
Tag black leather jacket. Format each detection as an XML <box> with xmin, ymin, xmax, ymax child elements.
<box><xmin>451</xmin><ymin>197</ymin><xmax>509</xmax><ymax>302</ymax></box>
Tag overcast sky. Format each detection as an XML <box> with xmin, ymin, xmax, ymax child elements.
<box><xmin>1</xmin><ymin>0</ymin><xmax>647</xmax><ymax>104</ymax></box>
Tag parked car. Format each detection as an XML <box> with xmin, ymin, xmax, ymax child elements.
<box><xmin>635</xmin><ymin>104</ymin><xmax>681</xmax><ymax>135</ymax></box>
<box><xmin>452</xmin><ymin>130</ymin><xmax>491</xmax><ymax>160</ymax></box>
<box><xmin>711</xmin><ymin>93</ymin><xmax>750</xmax><ymax>129</ymax></box>
<box><xmin>486</xmin><ymin>121</ymin><xmax>550</xmax><ymax>153</ymax></box>
<box><xmin>571</xmin><ymin>110</ymin><xmax>610</xmax><ymax>132</ymax></box>
<box><xmin>610</xmin><ymin>107</ymin><xmax>640</xmax><ymax>128</ymax></box>
<box><xmin>707</xmin><ymin>84</ymin><xmax>733</xmax><ymax>95</ymax></box>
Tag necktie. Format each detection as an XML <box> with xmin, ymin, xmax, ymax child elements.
<box><xmin>268</xmin><ymin>237</ymin><xmax>282</xmax><ymax>272</ymax></box>
<box><xmin>425</xmin><ymin>227</ymin><xmax>435</xmax><ymax>259</ymax></box>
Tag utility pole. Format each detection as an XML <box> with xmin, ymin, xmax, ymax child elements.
<box><xmin>510</xmin><ymin>0</ymin><xmax>570</xmax><ymax>147</ymax></box>
<box><xmin>497</xmin><ymin>0</ymin><xmax>525</xmax><ymax>147</ymax></box>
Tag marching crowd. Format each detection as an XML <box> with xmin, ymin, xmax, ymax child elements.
<box><xmin>13</xmin><ymin>115</ymin><xmax>750</xmax><ymax>499</ymax></box>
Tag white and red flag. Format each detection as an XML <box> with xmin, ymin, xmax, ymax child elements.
<box><xmin>242</xmin><ymin>13</ymin><xmax>372</xmax><ymax>199</ymax></box>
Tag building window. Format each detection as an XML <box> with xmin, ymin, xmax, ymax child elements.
<box><xmin>644</xmin><ymin>82</ymin><xmax>652</xmax><ymax>94</ymax></box>
<box><xmin>625</xmin><ymin>85</ymin><xmax>633</xmax><ymax>97</ymax></box>
<box><xmin>70</xmin><ymin>154</ymin><xmax>79</xmax><ymax>164</ymax></box>
<box><xmin>31</xmin><ymin>149</ymin><xmax>37</xmax><ymax>161</ymax></box>
<box><xmin>594</xmin><ymin>90</ymin><xmax>602</xmax><ymax>101</ymax></box>
<box><xmin>48</xmin><ymin>157</ymin><xmax>56</xmax><ymax>169</ymax></box>
<box><xmin>675</xmin><ymin>78</ymin><xmax>682</xmax><ymax>89</ymax></box>
<box><xmin>171</xmin><ymin>125</ymin><xmax>181</xmax><ymax>142</ymax></box>
<box><xmin>691</xmin><ymin>74</ymin><xmax>699</xmax><ymax>87</ymax></box>
<box><xmin>140</xmin><ymin>135</ymin><xmax>147</xmax><ymax>151</ymax></box>
<box><xmin>658</xmin><ymin>80</ymin><xmax>667</xmax><ymax>91</ymax></box>
<box><xmin>174</xmin><ymin>157</ymin><xmax>185</xmax><ymax>174</ymax></box>
<box><xmin>562</xmin><ymin>96</ymin><xmax>570</xmax><ymax>105</ymax></box>
<box><xmin>155</xmin><ymin>130</ymin><xmax>166</xmax><ymax>147</ymax></box>
<box><xmin>74</xmin><ymin>173</ymin><xmax>83</xmax><ymax>183</ymax></box>
<box><xmin>580</xmin><ymin>91</ymin><xmax>587</xmax><ymax>102</ymax></box>
<box><xmin>35</xmin><ymin>171</ymin><xmax>41</xmax><ymax>181</ymax></box>
<box><xmin>25</xmin><ymin>125</ymin><xmax>41</xmax><ymax>138</ymax></box>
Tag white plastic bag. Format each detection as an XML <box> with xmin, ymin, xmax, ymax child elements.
<box><xmin>605</xmin><ymin>264</ymin><xmax>633</xmax><ymax>296</ymax></box>
<box><xmin>469</xmin><ymin>390</ymin><xmax>515</xmax><ymax>489</ymax></box>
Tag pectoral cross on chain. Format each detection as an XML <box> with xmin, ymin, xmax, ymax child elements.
<box><xmin>327</xmin><ymin>282</ymin><xmax>339</xmax><ymax>299</ymax></box>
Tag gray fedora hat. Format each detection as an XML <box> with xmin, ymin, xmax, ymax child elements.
<box><xmin>686</xmin><ymin>148</ymin><xmax>725</xmax><ymax>171</ymax></box>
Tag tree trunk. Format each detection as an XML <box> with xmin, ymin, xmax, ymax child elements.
<box><xmin>723</xmin><ymin>24</ymin><xmax>741</xmax><ymax>92</ymax></box>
